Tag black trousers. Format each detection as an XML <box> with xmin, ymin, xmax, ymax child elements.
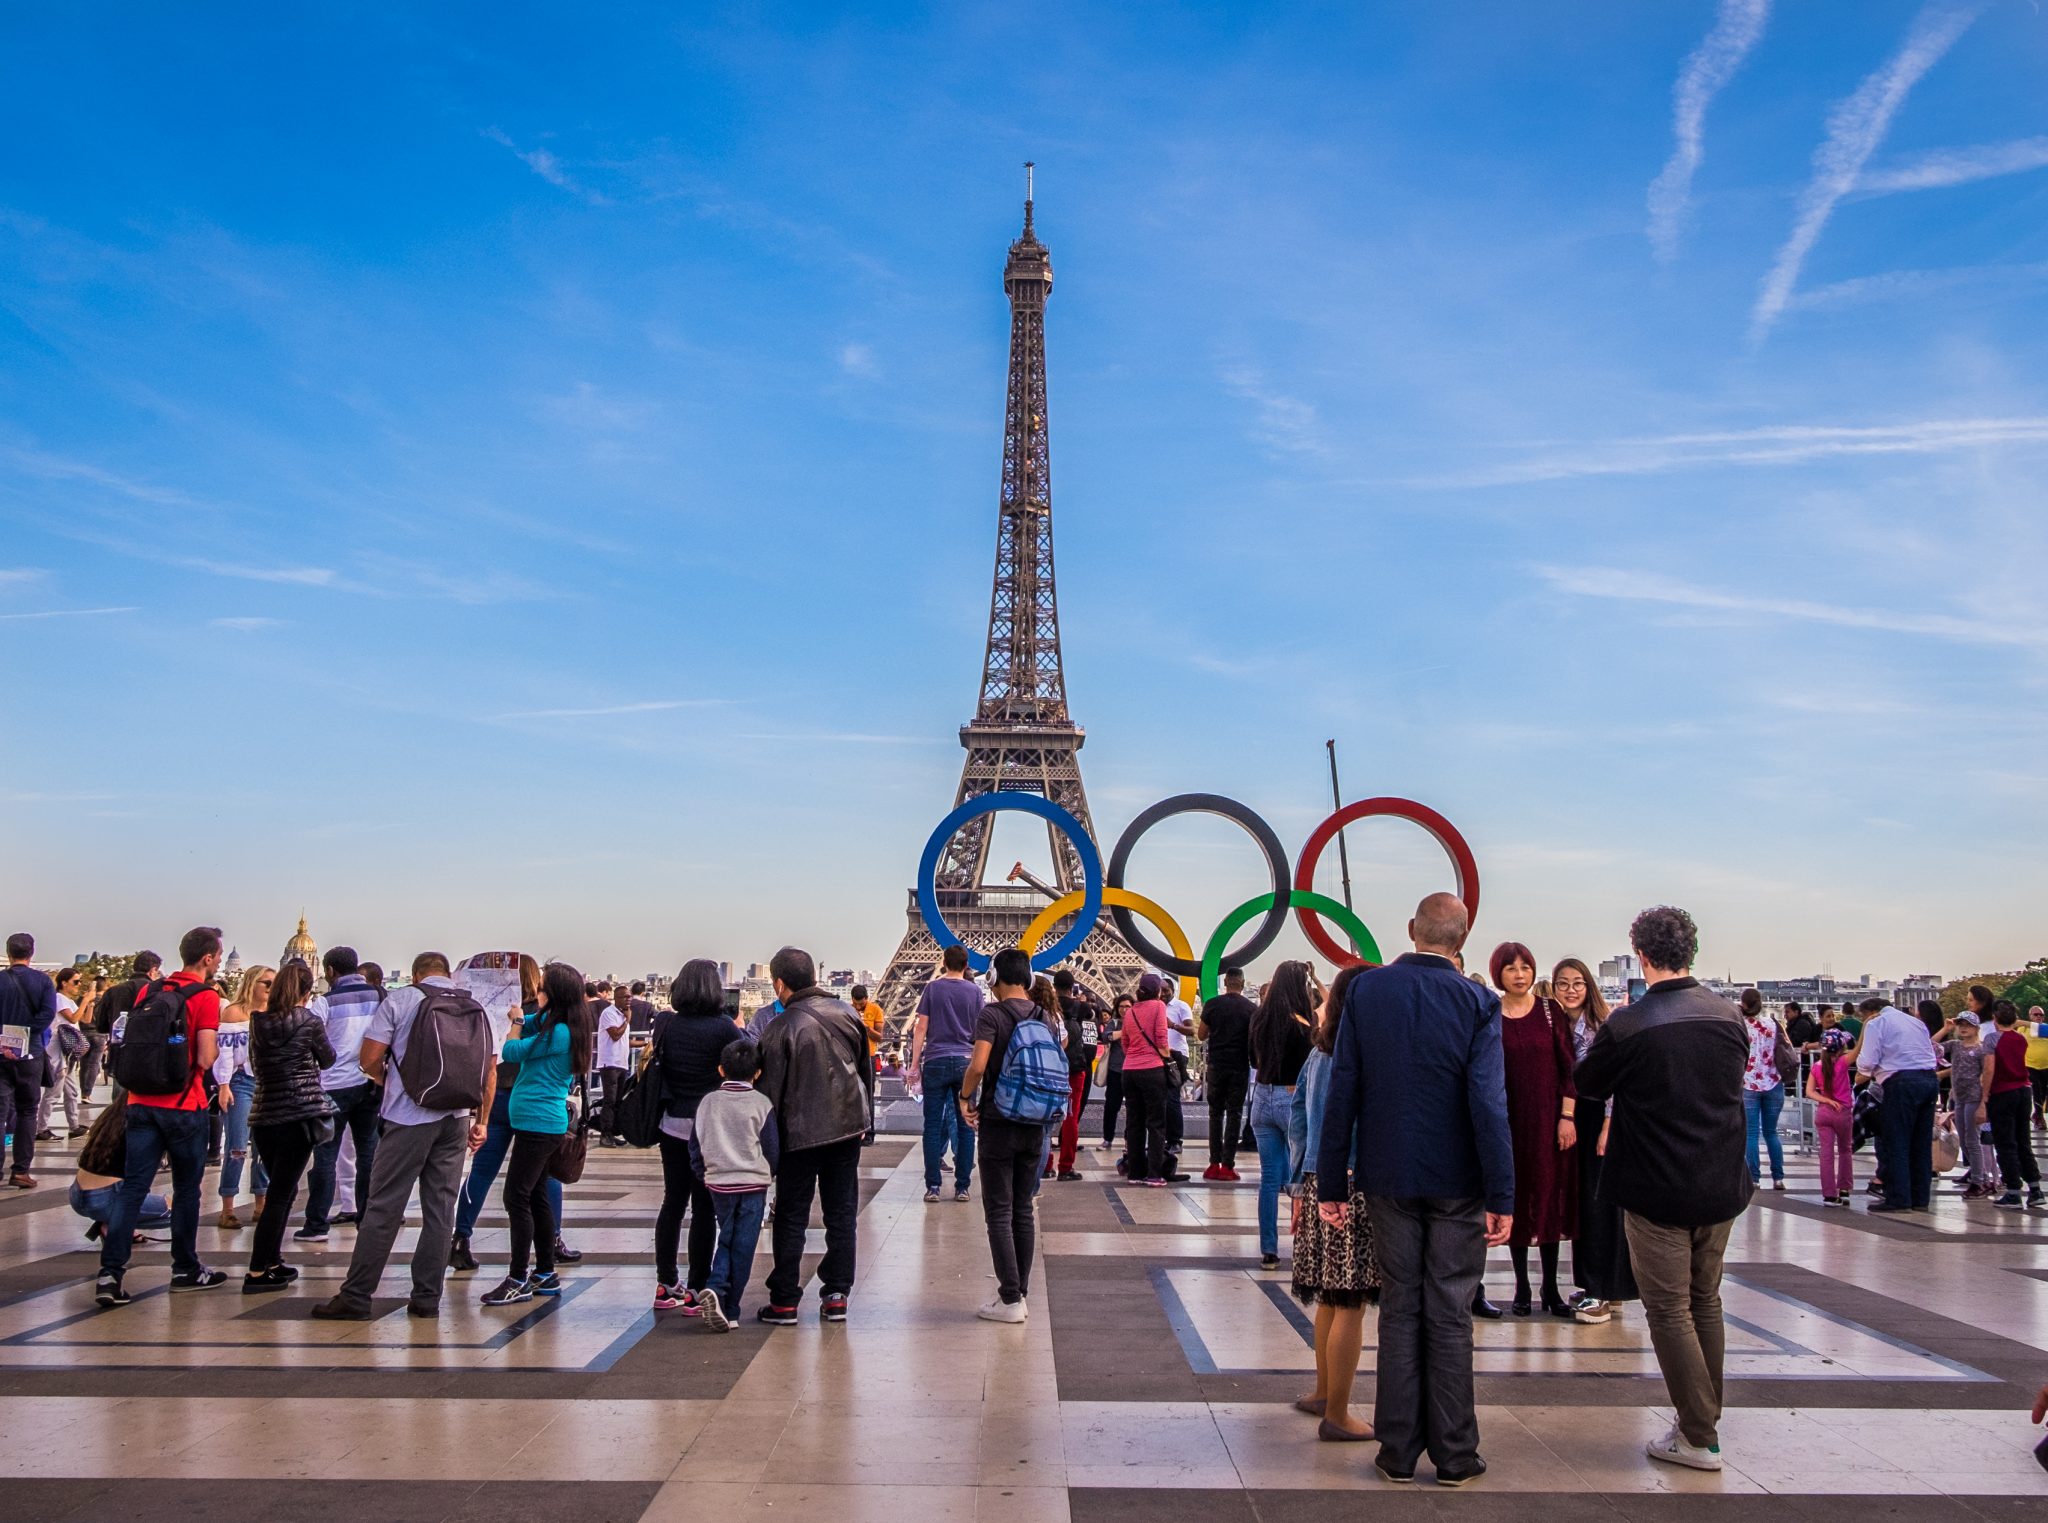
<box><xmin>249</xmin><ymin>1120</ymin><xmax>315</xmax><ymax>1273</ymax></box>
<box><xmin>1875</xmin><ymin>1068</ymin><xmax>1938</xmax><ymax>1210</ymax></box>
<box><xmin>599</xmin><ymin>1066</ymin><xmax>627</xmax><ymax>1139</ymax></box>
<box><xmin>1207</xmin><ymin>1069</ymin><xmax>1248</xmax><ymax>1167</ymax></box>
<box><xmin>1121</xmin><ymin>1066</ymin><xmax>1171</xmax><ymax>1182</ymax></box>
<box><xmin>1990</xmin><ymin>1088</ymin><xmax>2042</xmax><ymax>1191</ymax></box>
<box><xmin>0</xmin><ymin>1055</ymin><xmax>40</xmax><ymax>1172</ymax></box>
<box><xmin>1099</xmin><ymin>1065</ymin><xmax>1125</xmax><ymax>1146</ymax></box>
<box><xmin>766</xmin><ymin>1135</ymin><xmax>861</xmax><ymax>1307</ymax></box>
<box><xmin>503</xmin><ymin>1130</ymin><xmax>559</xmax><ymax>1278</ymax></box>
<box><xmin>1369</xmin><ymin>1195</ymin><xmax>1487</xmax><ymax>1474</ymax></box>
<box><xmin>979</xmin><ymin>1119</ymin><xmax>1046</xmax><ymax>1303</ymax></box>
<box><xmin>656</xmin><ymin>1131</ymin><xmax>718</xmax><ymax>1290</ymax></box>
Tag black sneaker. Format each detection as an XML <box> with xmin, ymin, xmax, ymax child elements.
<box><xmin>242</xmin><ymin>1266</ymin><xmax>294</xmax><ymax>1295</ymax></box>
<box><xmin>481</xmin><ymin>1276</ymin><xmax>533</xmax><ymax>1307</ymax></box>
<box><xmin>757</xmin><ymin>1303</ymin><xmax>799</xmax><ymax>1326</ymax></box>
<box><xmin>2029</xmin><ymin>1191</ymin><xmax>2047</xmax><ymax>1211</ymax></box>
<box><xmin>94</xmin><ymin>1273</ymin><xmax>129</xmax><ymax>1308</ymax></box>
<box><xmin>553</xmin><ymin>1238</ymin><xmax>583</xmax><ymax>1263</ymax></box>
<box><xmin>1260</xmin><ymin>1253</ymin><xmax>1281</xmax><ymax>1271</ymax></box>
<box><xmin>331</xmin><ymin>1211</ymin><xmax>362</xmax><ymax>1226</ymax></box>
<box><xmin>1057</xmin><ymin>1171</ymin><xmax>1082</xmax><ymax>1182</ymax></box>
<box><xmin>447</xmin><ymin>1233</ymin><xmax>478</xmax><ymax>1273</ymax></box>
<box><xmin>1868</xmin><ymin>1202</ymin><xmax>1913</xmax><ymax>1214</ymax></box>
<box><xmin>821</xmin><ymin>1292</ymin><xmax>848</xmax><ymax>1322</ymax></box>
<box><xmin>1436</xmin><ymin>1458</ymin><xmax>1487</xmax><ymax>1488</ymax></box>
<box><xmin>170</xmin><ymin>1268</ymin><xmax>228</xmax><ymax>1292</ymax></box>
<box><xmin>530</xmin><ymin>1271</ymin><xmax>563</xmax><ymax>1297</ymax></box>
<box><xmin>407</xmin><ymin>1300</ymin><xmax>439</xmax><ymax>1319</ymax></box>
<box><xmin>292</xmin><ymin>1225</ymin><xmax>329</xmax><ymax>1243</ymax></box>
<box><xmin>1374</xmin><ymin>1454</ymin><xmax>1415</xmax><ymax>1484</ymax></box>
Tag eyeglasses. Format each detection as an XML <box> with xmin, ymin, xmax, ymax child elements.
<box><xmin>1554</xmin><ymin>979</ymin><xmax>1587</xmax><ymax>992</ymax></box>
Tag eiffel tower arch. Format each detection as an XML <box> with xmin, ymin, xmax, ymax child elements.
<box><xmin>877</xmin><ymin>171</ymin><xmax>1145</xmax><ymax>1034</ymax></box>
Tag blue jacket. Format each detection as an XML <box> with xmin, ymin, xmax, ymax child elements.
<box><xmin>1291</xmin><ymin>1048</ymin><xmax>1359</xmax><ymax>1187</ymax></box>
<box><xmin>503</xmin><ymin>1016</ymin><xmax>577</xmax><ymax>1135</ymax></box>
<box><xmin>1316</xmin><ymin>951</ymin><xmax>1514</xmax><ymax>1213</ymax></box>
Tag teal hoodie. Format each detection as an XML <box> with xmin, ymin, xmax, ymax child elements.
<box><xmin>503</xmin><ymin>1016</ymin><xmax>576</xmax><ymax>1135</ymax></box>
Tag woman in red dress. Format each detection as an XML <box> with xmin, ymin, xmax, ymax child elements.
<box><xmin>1488</xmin><ymin>941</ymin><xmax>1578</xmax><ymax>1317</ymax></box>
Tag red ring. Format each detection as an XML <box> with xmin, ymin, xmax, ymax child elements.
<box><xmin>1292</xmin><ymin>798</ymin><xmax>1480</xmax><ymax>967</ymax></box>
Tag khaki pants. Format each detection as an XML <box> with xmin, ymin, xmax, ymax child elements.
<box><xmin>1622</xmin><ymin>1211</ymin><xmax>1735</xmax><ymax>1449</ymax></box>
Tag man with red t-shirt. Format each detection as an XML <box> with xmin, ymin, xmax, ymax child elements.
<box><xmin>95</xmin><ymin>926</ymin><xmax>228</xmax><ymax>1307</ymax></box>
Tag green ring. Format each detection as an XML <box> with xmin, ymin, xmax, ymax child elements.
<box><xmin>1198</xmin><ymin>890</ymin><xmax>1383</xmax><ymax>1002</ymax></box>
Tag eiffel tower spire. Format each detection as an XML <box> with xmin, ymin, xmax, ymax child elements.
<box><xmin>876</xmin><ymin>173</ymin><xmax>1144</xmax><ymax>1023</ymax></box>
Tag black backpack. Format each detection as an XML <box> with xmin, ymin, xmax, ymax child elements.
<box><xmin>92</xmin><ymin>978</ymin><xmax>141</xmax><ymax>1036</ymax></box>
<box><xmin>394</xmin><ymin>984</ymin><xmax>491</xmax><ymax>1111</ymax></box>
<box><xmin>110</xmin><ymin>978</ymin><xmax>203</xmax><ymax>1096</ymax></box>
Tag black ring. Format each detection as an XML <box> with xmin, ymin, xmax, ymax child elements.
<box><xmin>1106</xmin><ymin>793</ymin><xmax>1292</xmax><ymax>978</ymax></box>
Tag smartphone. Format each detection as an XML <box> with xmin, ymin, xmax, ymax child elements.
<box><xmin>2033</xmin><ymin>1432</ymin><xmax>2048</xmax><ymax>1474</ymax></box>
<box><xmin>1627</xmin><ymin>978</ymin><xmax>1648</xmax><ymax>1003</ymax></box>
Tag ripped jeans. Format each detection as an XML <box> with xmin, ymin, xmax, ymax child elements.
<box><xmin>218</xmin><ymin>1070</ymin><xmax>271</xmax><ymax>1203</ymax></box>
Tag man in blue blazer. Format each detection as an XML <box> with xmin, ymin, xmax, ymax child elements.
<box><xmin>1317</xmin><ymin>892</ymin><xmax>1513</xmax><ymax>1488</ymax></box>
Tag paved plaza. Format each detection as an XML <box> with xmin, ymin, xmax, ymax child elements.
<box><xmin>5</xmin><ymin>1129</ymin><xmax>2048</xmax><ymax>1521</ymax></box>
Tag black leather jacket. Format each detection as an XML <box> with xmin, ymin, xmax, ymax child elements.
<box><xmin>757</xmin><ymin>989</ymin><xmax>875</xmax><ymax>1153</ymax></box>
<box><xmin>251</xmin><ymin>1007</ymin><xmax>337</xmax><ymax>1126</ymax></box>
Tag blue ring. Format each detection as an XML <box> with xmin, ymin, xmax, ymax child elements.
<box><xmin>917</xmin><ymin>793</ymin><xmax>1104</xmax><ymax>972</ymax></box>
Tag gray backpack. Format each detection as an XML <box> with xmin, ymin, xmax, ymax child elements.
<box><xmin>394</xmin><ymin>986</ymin><xmax>491</xmax><ymax>1111</ymax></box>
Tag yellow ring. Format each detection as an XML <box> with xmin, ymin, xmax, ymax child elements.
<box><xmin>1018</xmin><ymin>887</ymin><xmax>1198</xmax><ymax>1007</ymax></box>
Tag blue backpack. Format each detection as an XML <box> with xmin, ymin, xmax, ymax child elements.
<box><xmin>991</xmin><ymin>1015</ymin><xmax>1070</xmax><ymax>1125</ymax></box>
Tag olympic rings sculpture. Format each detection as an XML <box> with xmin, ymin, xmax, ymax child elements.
<box><xmin>916</xmin><ymin>791</ymin><xmax>1480</xmax><ymax>1001</ymax></box>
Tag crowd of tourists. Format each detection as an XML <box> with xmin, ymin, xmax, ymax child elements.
<box><xmin>4</xmin><ymin>905</ymin><xmax>2043</xmax><ymax>1488</ymax></box>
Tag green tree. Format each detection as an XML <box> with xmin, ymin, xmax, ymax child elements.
<box><xmin>1939</xmin><ymin>971</ymin><xmax>2018</xmax><ymax>1017</ymax></box>
<box><xmin>2000</xmin><ymin>958</ymin><xmax>2048</xmax><ymax>1014</ymax></box>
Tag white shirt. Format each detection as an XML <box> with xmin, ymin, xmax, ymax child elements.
<box><xmin>212</xmin><ymin>1019</ymin><xmax>254</xmax><ymax>1083</ymax></box>
<box><xmin>596</xmin><ymin>1004</ymin><xmax>633</xmax><ymax>1070</ymax></box>
<box><xmin>1165</xmin><ymin>997</ymin><xmax>1192</xmax><ymax>1056</ymax></box>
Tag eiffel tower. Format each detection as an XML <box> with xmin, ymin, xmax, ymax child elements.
<box><xmin>876</xmin><ymin>170</ymin><xmax>1145</xmax><ymax>1030</ymax></box>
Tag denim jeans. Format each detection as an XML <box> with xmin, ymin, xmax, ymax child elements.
<box><xmin>71</xmin><ymin>1180</ymin><xmax>170</xmax><ymax>1229</ymax></box>
<box><xmin>1742</xmin><ymin>1084</ymin><xmax>1786</xmax><ymax>1184</ymax></box>
<box><xmin>921</xmin><ymin>1054</ymin><xmax>974</xmax><ymax>1192</ymax></box>
<box><xmin>1875</xmin><ymin>1068</ymin><xmax>1938</xmax><ymax>1209</ymax></box>
<box><xmin>218</xmin><ymin>1071</ymin><xmax>271</xmax><ymax>1202</ymax></box>
<box><xmin>1249</xmin><ymin>1082</ymin><xmax>1300</xmax><ymax>1257</ymax></box>
<box><xmin>101</xmin><ymin>1104</ymin><xmax>209</xmax><ymax>1277</ymax></box>
<box><xmin>305</xmin><ymin>1080</ymin><xmax>382</xmax><ymax>1230</ymax></box>
<box><xmin>709</xmin><ymin>1188</ymin><xmax>767</xmax><ymax>1315</ymax></box>
<box><xmin>455</xmin><ymin>1088</ymin><xmax>564</xmax><ymax>1239</ymax></box>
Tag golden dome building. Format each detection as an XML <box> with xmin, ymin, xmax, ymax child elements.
<box><xmin>282</xmin><ymin>915</ymin><xmax>319</xmax><ymax>977</ymax></box>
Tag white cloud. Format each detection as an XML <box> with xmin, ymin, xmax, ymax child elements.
<box><xmin>0</xmin><ymin>605</ymin><xmax>137</xmax><ymax>621</ymax></box>
<box><xmin>1790</xmin><ymin>261</ymin><xmax>2048</xmax><ymax>311</ymax></box>
<box><xmin>1858</xmin><ymin>135</ymin><xmax>2048</xmax><ymax>194</ymax></box>
<box><xmin>209</xmin><ymin>616</ymin><xmax>288</xmax><ymax>631</ymax></box>
<box><xmin>1533</xmin><ymin>564</ymin><xmax>2047</xmax><ymax>651</ymax></box>
<box><xmin>491</xmin><ymin>699</ymin><xmax>731</xmax><ymax>722</ymax></box>
<box><xmin>1750</xmin><ymin>1</ymin><xmax>1984</xmax><ymax>343</ymax></box>
<box><xmin>482</xmin><ymin>127</ymin><xmax>608</xmax><ymax>204</ymax></box>
<box><xmin>0</xmin><ymin>568</ymin><xmax>44</xmax><ymax>584</ymax></box>
<box><xmin>838</xmin><ymin>342</ymin><xmax>880</xmax><ymax>380</ymax></box>
<box><xmin>1218</xmin><ymin>365</ymin><xmax>1331</xmax><ymax>461</ymax></box>
<box><xmin>1647</xmin><ymin>0</ymin><xmax>1773</xmax><ymax>262</ymax></box>
<box><xmin>179</xmin><ymin>558</ymin><xmax>337</xmax><ymax>587</ymax></box>
<box><xmin>1422</xmin><ymin>416</ymin><xmax>2048</xmax><ymax>487</ymax></box>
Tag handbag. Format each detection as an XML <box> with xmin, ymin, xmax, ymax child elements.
<box><xmin>1132</xmin><ymin>1009</ymin><xmax>1188</xmax><ymax>1089</ymax></box>
<box><xmin>1932</xmin><ymin>1113</ymin><xmax>1961</xmax><ymax>1174</ymax></box>
<box><xmin>1771</xmin><ymin>1023</ymin><xmax>1800</xmax><ymax>1089</ymax></box>
<box><xmin>615</xmin><ymin>1049</ymin><xmax>668</xmax><ymax>1150</ymax></box>
<box><xmin>303</xmin><ymin>1110</ymin><xmax>336</xmax><ymax>1148</ymax></box>
<box><xmin>549</xmin><ymin>1109</ymin><xmax>591</xmax><ymax>1184</ymax></box>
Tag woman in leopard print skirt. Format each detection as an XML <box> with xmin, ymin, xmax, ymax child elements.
<box><xmin>1288</xmin><ymin>963</ymin><xmax>1379</xmax><ymax>1441</ymax></box>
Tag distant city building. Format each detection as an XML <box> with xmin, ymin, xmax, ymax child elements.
<box><xmin>223</xmin><ymin>946</ymin><xmax>243</xmax><ymax>980</ymax></box>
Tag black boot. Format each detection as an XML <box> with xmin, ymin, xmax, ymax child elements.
<box><xmin>553</xmin><ymin>1238</ymin><xmax>583</xmax><ymax>1263</ymax></box>
<box><xmin>448</xmin><ymin>1233</ymin><xmax>478</xmax><ymax>1273</ymax></box>
<box><xmin>1471</xmin><ymin>1289</ymin><xmax>1503</xmax><ymax>1320</ymax></box>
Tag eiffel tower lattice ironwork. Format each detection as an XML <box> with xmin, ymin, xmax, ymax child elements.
<box><xmin>876</xmin><ymin>172</ymin><xmax>1145</xmax><ymax>1029</ymax></box>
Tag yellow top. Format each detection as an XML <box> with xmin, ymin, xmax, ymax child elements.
<box><xmin>859</xmin><ymin>1000</ymin><xmax>887</xmax><ymax>1055</ymax></box>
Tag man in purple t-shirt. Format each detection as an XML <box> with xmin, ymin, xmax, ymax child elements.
<box><xmin>910</xmin><ymin>945</ymin><xmax>987</xmax><ymax>1202</ymax></box>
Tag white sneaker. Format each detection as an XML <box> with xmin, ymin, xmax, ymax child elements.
<box><xmin>1573</xmin><ymin>1299</ymin><xmax>1612</xmax><ymax>1324</ymax></box>
<box><xmin>698</xmin><ymin>1287</ymin><xmax>730</xmax><ymax>1333</ymax></box>
<box><xmin>1646</xmin><ymin>1427</ymin><xmax>1722</xmax><ymax>1471</ymax></box>
<box><xmin>976</xmin><ymin>1296</ymin><xmax>1028</xmax><ymax>1323</ymax></box>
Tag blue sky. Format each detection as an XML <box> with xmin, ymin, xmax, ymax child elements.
<box><xmin>4</xmin><ymin>2</ymin><xmax>2045</xmax><ymax>984</ymax></box>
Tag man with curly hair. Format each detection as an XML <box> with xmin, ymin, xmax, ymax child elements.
<box><xmin>1574</xmin><ymin>905</ymin><xmax>1750</xmax><ymax>1475</ymax></box>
